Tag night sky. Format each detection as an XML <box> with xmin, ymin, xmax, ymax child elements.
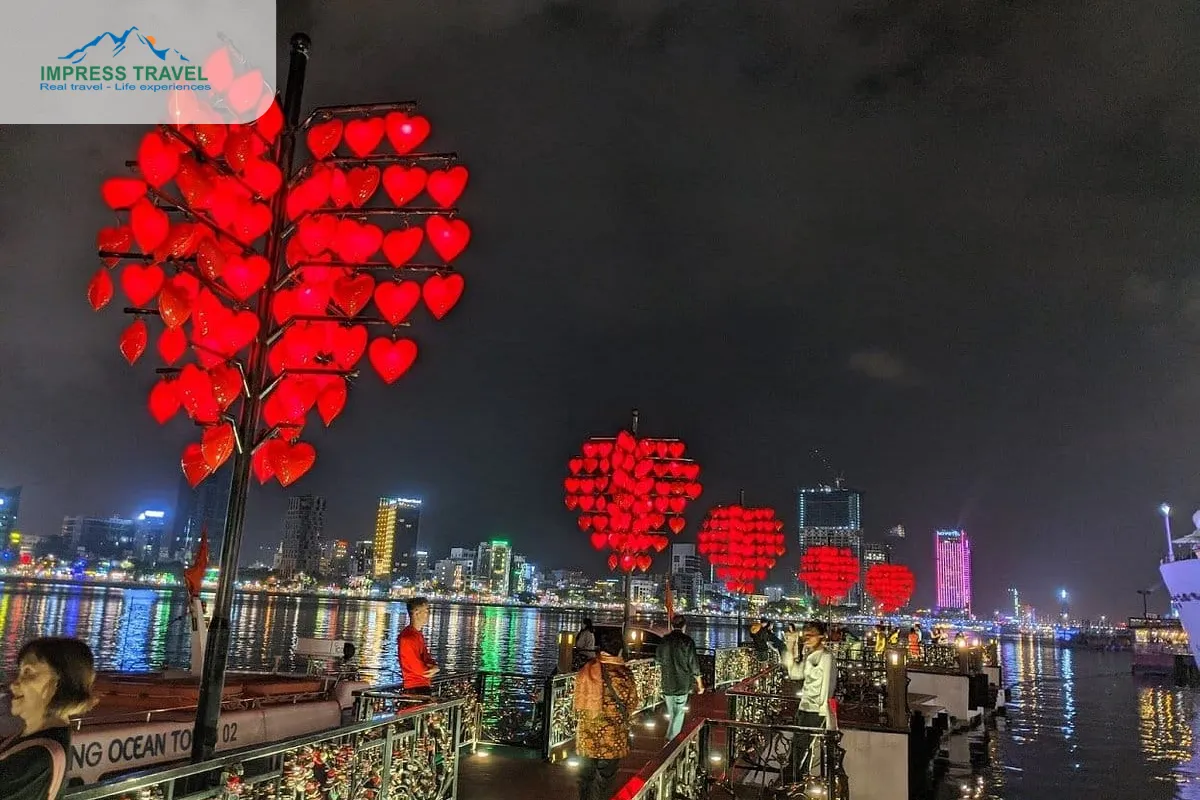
<box><xmin>1</xmin><ymin>0</ymin><xmax>1198</xmax><ymax>619</ymax></box>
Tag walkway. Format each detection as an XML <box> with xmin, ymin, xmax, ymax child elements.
<box><xmin>458</xmin><ymin>688</ymin><xmax>731</xmax><ymax>800</ymax></box>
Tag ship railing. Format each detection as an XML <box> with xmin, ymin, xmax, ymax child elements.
<box><xmin>613</xmin><ymin>716</ymin><xmax>846</xmax><ymax>800</ymax></box>
<box><xmin>726</xmin><ymin>656</ymin><xmax>905</xmax><ymax>731</ymax></box>
<box><xmin>72</xmin><ymin>688</ymin><xmax>341</xmax><ymax>729</ymax></box>
<box><xmin>63</xmin><ymin>697</ymin><xmax>465</xmax><ymax>800</ymax></box>
<box><xmin>909</xmin><ymin>643</ymin><xmax>988</xmax><ymax>675</ymax></box>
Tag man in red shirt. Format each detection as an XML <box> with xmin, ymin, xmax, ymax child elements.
<box><xmin>397</xmin><ymin>597</ymin><xmax>439</xmax><ymax>693</ymax></box>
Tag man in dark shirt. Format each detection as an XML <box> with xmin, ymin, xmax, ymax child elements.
<box><xmin>655</xmin><ymin>615</ymin><xmax>704</xmax><ymax>742</ymax></box>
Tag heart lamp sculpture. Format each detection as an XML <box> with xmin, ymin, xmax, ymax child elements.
<box><xmin>864</xmin><ymin>563</ymin><xmax>915</xmax><ymax>613</ymax></box>
<box><xmin>88</xmin><ymin>45</ymin><xmax>474</xmax><ymax>490</ymax></box>
<box><xmin>798</xmin><ymin>545</ymin><xmax>861</xmax><ymax>606</ymax></box>
<box><xmin>697</xmin><ymin>501</ymin><xmax>785</xmax><ymax>595</ymax></box>
<box><xmin>564</xmin><ymin>423</ymin><xmax>702</xmax><ymax>574</ymax></box>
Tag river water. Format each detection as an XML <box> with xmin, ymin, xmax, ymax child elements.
<box><xmin>0</xmin><ymin>581</ymin><xmax>1196</xmax><ymax>799</ymax></box>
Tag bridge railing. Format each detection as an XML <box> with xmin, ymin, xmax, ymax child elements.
<box><xmin>63</xmin><ymin>698</ymin><xmax>464</xmax><ymax>800</ymax></box>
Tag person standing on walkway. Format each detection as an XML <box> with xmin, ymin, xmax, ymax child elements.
<box><xmin>574</xmin><ymin>629</ymin><xmax>639</xmax><ymax>800</ymax></box>
<box><xmin>656</xmin><ymin>615</ymin><xmax>705</xmax><ymax>742</ymax></box>
<box><xmin>398</xmin><ymin>597</ymin><xmax>440</xmax><ymax>694</ymax></box>
<box><xmin>574</xmin><ymin>618</ymin><xmax>597</xmax><ymax>669</ymax></box>
<box><xmin>796</xmin><ymin>621</ymin><xmax>836</xmax><ymax>775</ymax></box>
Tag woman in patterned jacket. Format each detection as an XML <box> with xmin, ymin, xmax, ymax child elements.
<box><xmin>573</xmin><ymin>629</ymin><xmax>639</xmax><ymax>800</ymax></box>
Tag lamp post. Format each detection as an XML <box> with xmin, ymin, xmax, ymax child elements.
<box><xmin>1161</xmin><ymin>503</ymin><xmax>1174</xmax><ymax>563</ymax></box>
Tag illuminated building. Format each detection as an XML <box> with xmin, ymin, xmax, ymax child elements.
<box><xmin>170</xmin><ymin>473</ymin><xmax>229</xmax><ymax>562</ymax></box>
<box><xmin>669</xmin><ymin>544</ymin><xmax>703</xmax><ymax>608</ymax></box>
<box><xmin>350</xmin><ymin>540</ymin><xmax>374</xmax><ymax>577</ymax></box>
<box><xmin>412</xmin><ymin>550</ymin><xmax>430</xmax><ymax>583</ymax></box>
<box><xmin>434</xmin><ymin>559</ymin><xmax>467</xmax><ymax>592</ymax></box>
<box><xmin>133</xmin><ymin>510</ymin><xmax>168</xmax><ymax>565</ymax></box>
<box><xmin>372</xmin><ymin>497</ymin><xmax>422</xmax><ymax>581</ymax></box>
<box><xmin>0</xmin><ymin>487</ymin><xmax>21</xmax><ymax>562</ymax></box>
<box><xmin>509</xmin><ymin>554</ymin><xmax>539</xmax><ymax>595</ymax></box>
<box><xmin>797</xmin><ymin>485</ymin><xmax>864</xmax><ymax>608</ymax></box>
<box><xmin>279</xmin><ymin>495</ymin><xmax>326</xmax><ymax>578</ymax></box>
<box><xmin>323</xmin><ymin>539</ymin><xmax>350</xmax><ymax>577</ymax></box>
<box><xmin>935</xmin><ymin>529</ymin><xmax>972</xmax><ymax>615</ymax></box>
<box><xmin>63</xmin><ymin>515</ymin><xmax>137</xmax><ymax>560</ymax></box>
<box><xmin>475</xmin><ymin>540</ymin><xmax>512</xmax><ymax>595</ymax></box>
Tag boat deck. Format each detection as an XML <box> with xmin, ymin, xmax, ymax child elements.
<box><xmin>458</xmin><ymin>688</ymin><xmax>731</xmax><ymax>799</ymax></box>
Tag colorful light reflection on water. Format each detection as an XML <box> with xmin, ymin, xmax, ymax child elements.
<box><xmin>0</xmin><ymin>582</ymin><xmax>741</xmax><ymax>678</ymax></box>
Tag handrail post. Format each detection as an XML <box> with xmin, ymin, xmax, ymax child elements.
<box><xmin>885</xmin><ymin>647</ymin><xmax>909</xmax><ymax>729</ymax></box>
<box><xmin>541</xmin><ymin>674</ymin><xmax>555</xmax><ymax>760</ymax></box>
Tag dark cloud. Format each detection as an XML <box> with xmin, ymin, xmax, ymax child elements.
<box><xmin>1</xmin><ymin>0</ymin><xmax>1198</xmax><ymax>617</ymax></box>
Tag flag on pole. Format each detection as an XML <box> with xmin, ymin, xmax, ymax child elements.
<box><xmin>664</xmin><ymin>577</ymin><xmax>675</xmax><ymax>621</ymax></box>
<box><xmin>183</xmin><ymin>527</ymin><xmax>209</xmax><ymax>598</ymax></box>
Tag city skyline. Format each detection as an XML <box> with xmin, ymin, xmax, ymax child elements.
<box><xmin>0</xmin><ymin>2</ymin><xmax>1194</xmax><ymax>620</ymax></box>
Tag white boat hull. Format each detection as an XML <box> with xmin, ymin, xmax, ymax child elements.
<box><xmin>1159</xmin><ymin>559</ymin><xmax>1200</xmax><ymax>663</ymax></box>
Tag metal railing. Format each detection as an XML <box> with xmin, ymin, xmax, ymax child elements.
<box><xmin>64</xmin><ymin>698</ymin><xmax>464</xmax><ymax>800</ymax></box>
<box><xmin>545</xmin><ymin>657</ymin><xmax>663</xmax><ymax>760</ymax></box>
<box><xmin>616</xmin><ymin>716</ymin><xmax>847</xmax><ymax>800</ymax></box>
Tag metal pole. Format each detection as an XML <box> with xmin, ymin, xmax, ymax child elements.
<box><xmin>1164</xmin><ymin>509</ymin><xmax>1175</xmax><ymax>563</ymax></box>
<box><xmin>623</xmin><ymin>407</ymin><xmax>639</xmax><ymax>657</ymax></box>
<box><xmin>190</xmin><ymin>32</ymin><xmax>312</xmax><ymax>763</ymax></box>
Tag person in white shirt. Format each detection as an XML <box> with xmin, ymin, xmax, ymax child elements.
<box><xmin>796</xmin><ymin>621</ymin><xmax>836</xmax><ymax>774</ymax></box>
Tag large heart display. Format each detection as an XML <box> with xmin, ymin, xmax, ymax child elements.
<box><xmin>864</xmin><ymin>563</ymin><xmax>915</xmax><ymax>613</ymax></box>
<box><xmin>697</xmin><ymin>504</ymin><xmax>785</xmax><ymax>595</ymax></box>
<box><xmin>564</xmin><ymin>429</ymin><xmax>702</xmax><ymax>573</ymax></box>
<box><xmin>88</xmin><ymin>48</ymin><xmax>472</xmax><ymax>488</ymax></box>
<box><xmin>798</xmin><ymin>545</ymin><xmax>860</xmax><ymax>605</ymax></box>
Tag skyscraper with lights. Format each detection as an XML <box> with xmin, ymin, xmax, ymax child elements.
<box><xmin>373</xmin><ymin>497</ymin><xmax>422</xmax><ymax>581</ymax></box>
<box><xmin>935</xmin><ymin>529</ymin><xmax>972</xmax><ymax>615</ymax></box>
<box><xmin>797</xmin><ymin>485</ymin><xmax>864</xmax><ymax>607</ymax></box>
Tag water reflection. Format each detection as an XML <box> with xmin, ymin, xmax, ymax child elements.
<box><xmin>0</xmin><ymin>583</ymin><xmax>741</xmax><ymax>679</ymax></box>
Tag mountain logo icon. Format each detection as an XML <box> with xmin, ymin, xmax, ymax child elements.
<box><xmin>60</xmin><ymin>27</ymin><xmax>189</xmax><ymax>65</ymax></box>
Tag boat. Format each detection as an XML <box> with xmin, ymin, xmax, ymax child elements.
<box><xmin>67</xmin><ymin>670</ymin><xmax>364</xmax><ymax>784</ymax></box>
<box><xmin>0</xmin><ymin>536</ymin><xmax>369</xmax><ymax>785</ymax></box>
<box><xmin>1128</xmin><ymin>616</ymin><xmax>1189</xmax><ymax>676</ymax></box>
<box><xmin>1158</xmin><ymin>511</ymin><xmax>1200</xmax><ymax>667</ymax></box>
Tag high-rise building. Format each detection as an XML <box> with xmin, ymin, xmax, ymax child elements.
<box><xmin>475</xmin><ymin>540</ymin><xmax>512</xmax><ymax>596</ymax></box>
<box><xmin>351</xmin><ymin>540</ymin><xmax>374</xmax><ymax>577</ymax></box>
<box><xmin>63</xmin><ymin>515</ymin><xmax>137</xmax><ymax>560</ymax></box>
<box><xmin>170</xmin><ymin>473</ymin><xmax>230</xmax><ymax>562</ymax></box>
<box><xmin>0</xmin><ymin>487</ymin><xmax>21</xmax><ymax>562</ymax></box>
<box><xmin>412</xmin><ymin>550</ymin><xmax>430</xmax><ymax>584</ymax></box>
<box><xmin>324</xmin><ymin>539</ymin><xmax>350</xmax><ymax>578</ymax></box>
<box><xmin>671</xmin><ymin>543</ymin><xmax>702</xmax><ymax>575</ymax></box>
<box><xmin>132</xmin><ymin>510</ymin><xmax>168</xmax><ymax>565</ymax></box>
<box><xmin>935</xmin><ymin>529</ymin><xmax>972</xmax><ymax>615</ymax></box>
<box><xmin>797</xmin><ymin>485</ymin><xmax>864</xmax><ymax>608</ymax></box>
<box><xmin>434</xmin><ymin>559</ymin><xmax>468</xmax><ymax>592</ymax></box>
<box><xmin>373</xmin><ymin>497</ymin><xmax>422</xmax><ymax>581</ymax></box>
<box><xmin>279</xmin><ymin>495</ymin><xmax>326</xmax><ymax>578</ymax></box>
<box><xmin>862</xmin><ymin>541</ymin><xmax>891</xmax><ymax>567</ymax></box>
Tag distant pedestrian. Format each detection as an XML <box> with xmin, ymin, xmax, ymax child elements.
<box><xmin>749</xmin><ymin>619</ymin><xmax>781</xmax><ymax>666</ymax></box>
<box><xmin>398</xmin><ymin>597</ymin><xmax>440</xmax><ymax>693</ymax></box>
<box><xmin>574</xmin><ymin>629</ymin><xmax>639</xmax><ymax>800</ymax></box>
<box><xmin>907</xmin><ymin>627</ymin><xmax>920</xmax><ymax>658</ymax></box>
<box><xmin>0</xmin><ymin>637</ymin><xmax>97</xmax><ymax>800</ymax></box>
<box><xmin>656</xmin><ymin>615</ymin><xmax>705</xmax><ymax>742</ymax></box>
<box><xmin>575</xmin><ymin>618</ymin><xmax>597</xmax><ymax>667</ymax></box>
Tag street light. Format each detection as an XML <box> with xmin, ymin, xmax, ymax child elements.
<box><xmin>1161</xmin><ymin>503</ymin><xmax>1174</xmax><ymax>563</ymax></box>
